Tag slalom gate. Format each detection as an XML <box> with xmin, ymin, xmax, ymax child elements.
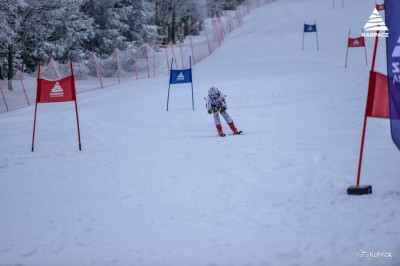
<box><xmin>166</xmin><ymin>57</ymin><xmax>194</xmax><ymax>111</ymax></box>
<box><xmin>345</xmin><ymin>29</ymin><xmax>368</xmax><ymax>67</ymax></box>
<box><xmin>302</xmin><ymin>21</ymin><xmax>319</xmax><ymax>51</ymax></box>
<box><xmin>31</xmin><ymin>62</ymin><xmax>82</xmax><ymax>151</ymax></box>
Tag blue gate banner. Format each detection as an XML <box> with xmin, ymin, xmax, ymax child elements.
<box><xmin>385</xmin><ymin>0</ymin><xmax>400</xmax><ymax>150</ymax></box>
<box><xmin>170</xmin><ymin>69</ymin><xmax>192</xmax><ymax>84</ymax></box>
<box><xmin>166</xmin><ymin>57</ymin><xmax>194</xmax><ymax>111</ymax></box>
<box><xmin>304</xmin><ymin>24</ymin><xmax>317</xmax><ymax>32</ymax></box>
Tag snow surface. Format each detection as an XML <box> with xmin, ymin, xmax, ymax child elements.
<box><xmin>1</xmin><ymin>0</ymin><xmax>399</xmax><ymax>265</ymax></box>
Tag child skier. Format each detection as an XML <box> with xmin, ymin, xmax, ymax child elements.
<box><xmin>206</xmin><ymin>86</ymin><xmax>242</xmax><ymax>137</ymax></box>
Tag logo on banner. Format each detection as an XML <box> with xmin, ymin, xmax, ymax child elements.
<box><xmin>392</xmin><ymin>36</ymin><xmax>400</xmax><ymax>84</ymax></box>
<box><xmin>308</xmin><ymin>26</ymin><xmax>313</xmax><ymax>31</ymax></box>
<box><xmin>50</xmin><ymin>82</ymin><xmax>64</xmax><ymax>98</ymax></box>
<box><xmin>362</xmin><ymin>8</ymin><xmax>389</xmax><ymax>37</ymax></box>
<box><xmin>353</xmin><ymin>39</ymin><xmax>360</xmax><ymax>46</ymax></box>
<box><xmin>177</xmin><ymin>72</ymin><xmax>185</xmax><ymax>81</ymax></box>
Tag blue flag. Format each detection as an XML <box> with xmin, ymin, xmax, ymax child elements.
<box><xmin>385</xmin><ymin>0</ymin><xmax>400</xmax><ymax>150</ymax></box>
<box><xmin>304</xmin><ymin>24</ymin><xmax>317</xmax><ymax>33</ymax></box>
<box><xmin>166</xmin><ymin>57</ymin><xmax>194</xmax><ymax>111</ymax></box>
<box><xmin>169</xmin><ymin>69</ymin><xmax>192</xmax><ymax>84</ymax></box>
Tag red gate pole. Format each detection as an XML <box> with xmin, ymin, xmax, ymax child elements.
<box><xmin>17</xmin><ymin>69</ymin><xmax>30</xmax><ymax>106</ymax></box>
<box><xmin>0</xmin><ymin>84</ymin><xmax>9</xmax><ymax>112</ymax></box>
<box><xmin>345</xmin><ymin>29</ymin><xmax>350</xmax><ymax>68</ymax></box>
<box><xmin>356</xmin><ymin>30</ymin><xmax>379</xmax><ymax>186</ymax></box>
<box><xmin>32</xmin><ymin>63</ymin><xmax>41</xmax><ymax>152</ymax></box>
<box><xmin>70</xmin><ymin>61</ymin><xmax>82</xmax><ymax>151</ymax></box>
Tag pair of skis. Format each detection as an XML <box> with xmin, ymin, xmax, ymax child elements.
<box><xmin>219</xmin><ymin>130</ymin><xmax>243</xmax><ymax>137</ymax></box>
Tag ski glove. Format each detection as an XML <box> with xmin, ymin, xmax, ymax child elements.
<box><xmin>208</xmin><ymin>110</ymin><xmax>212</xmax><ymax>114</ymax></box>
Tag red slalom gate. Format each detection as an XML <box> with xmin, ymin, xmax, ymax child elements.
<box><xmin>32</xmin><ymin>61</ymin><xmax>82</xmax><ymax>151</ymax></box>
<box><xmin>347</xmin><ymin>30</ymin><xmax>389</xmax><ymax>195</ymax></box>
<box><xmin>345</xmin><ymin>29</ymin><xmax>367</xmax><ymax>67</ymax></box>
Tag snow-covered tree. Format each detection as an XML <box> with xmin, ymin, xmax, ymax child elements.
<box><xmin>39</xmin><ymin>1</ymin><xmax>94</xmax><ymax>63</ymax></box>
<box><xmin>119</xmin><ymin>0</ymin><xmax>159</xmax><ymax>46</ymax></box>
<box><xmin>83</xmin><ymin>0</ymin><xmax>130</xmax><ymax>56</ymax></box>
<box><xmin>152</xmin><ymin>0</ymin><xmax>206</xmax><ymax>44</ymax></box>
<box><xmin>0</xmin><ymin>0</ymin><xmax>94</xmax><ymax>87</ymax></box>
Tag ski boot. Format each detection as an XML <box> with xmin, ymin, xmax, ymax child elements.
<box><xmin>228</xmin><ymin>122</ymin><xmax>242</xmax><ymax>135</ymax></box>
<box><xmin>216</xmin><ymin>124</ymin><xmax>225</xmax><ymax>137</ymax></box>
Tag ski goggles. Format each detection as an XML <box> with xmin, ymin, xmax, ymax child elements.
<box><xmin>210</xmin><ymin>94</ymin><xmax>219</xmax><ymax>100</ymax></box>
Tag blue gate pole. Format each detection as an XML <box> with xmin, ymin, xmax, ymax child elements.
<box><xmin>166</xmin><ymin>58</ymin><xmax>174</xmax><ymax>111</ymax></box>
<box><xmin>190</xmin><ymin>56</ymin><xmax>194</xmax><ymax>111</ymax></box>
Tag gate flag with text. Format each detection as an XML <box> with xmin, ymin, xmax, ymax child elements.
<box><xmin>32</xmin><ymin>61</ymin><xmax>82</xmax><ymax>151</ymax></box>
<box><xmin>385</xmin><ymin>0</ymin><xmax>400</xmax><ymax>150</ymax></box>
<box><xmin>36</xmin><ymin>75</ymin><xmax>77</xmax><ymax>103</ymax></box>
<box><xmin>166</xmin><ymin>56</ymin><xmax>194</xmax><ymax>111</ymax></box>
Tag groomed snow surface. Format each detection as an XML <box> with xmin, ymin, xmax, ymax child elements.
<box><xmin>1</xmin><ymin>0</ymin><xmax>399</xmax><ymax>265</ymax></box>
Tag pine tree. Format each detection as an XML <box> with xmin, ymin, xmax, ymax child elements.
<box><xmin>0</xmin><ymin>0</ymin><xmax>94</xmax><ymax>84</ymax></box>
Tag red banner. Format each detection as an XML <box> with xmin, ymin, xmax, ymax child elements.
<box><xmin>36</xmin><ymin>75</ymin><xmax>76</xmax><ymax>103</ymax></box>
<box><xmin>365</xmin><ymin>71</ymin><xmax>389</xmax><ymax>118</ymax></box>
<box><xmin>348</xmin><ymin>37</ymin><xmax>365</xmax><ymax>48</ymax></box>
<box><xmin>376</xmin><ymin>4</ymin><xmax>384</xmax><ymax>11</ymax></box>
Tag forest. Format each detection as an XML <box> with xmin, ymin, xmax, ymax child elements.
<box><xmin>0</xmin><ymin>0</ymin><xmax>245</xmax><ymax>80</ymax></box>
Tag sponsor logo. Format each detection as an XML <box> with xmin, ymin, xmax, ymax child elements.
<box><xmin>49</xmin><ymin>82</ymin><xmax>64</xmax><ymax>98</ymax></box>
<box><xmin>353</xmin><ymin>39</ymin><xmax>360</xmax><ymax>46</ymax></box>
<box><xmin>392</xmin><ymin>36</ymin><xmax>400</xmax><ymax>84</ymax></box>
<box><xmin>176</xmin><ymin>72</ymin><xmax>185</xmax><ymax>81</ymax></box>
<box><xmin>363</xmin><ymin>8</ymin><xmax>388</xmax><ymax>37</ymax></box>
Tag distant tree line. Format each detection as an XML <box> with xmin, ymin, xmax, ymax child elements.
<box><xmin>0</xmin><ymin>0</ymin><xmax>244</xmax><ymax>85</ymax></box>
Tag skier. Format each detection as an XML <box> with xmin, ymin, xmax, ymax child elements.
<box><xmin>206</xmin><ymin>86</ymin><xmax>242</xmax><ymax>137</ymax></box>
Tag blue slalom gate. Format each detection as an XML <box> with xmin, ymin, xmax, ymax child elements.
<box><xmin>166</xmin><ymin>56</ymin><xmax>194</xmax><ymax>111</ymax></box>
<box><xmin>302</xmin><ymin>21</ymin><xmax>319</xmax><ymax>50</ymax></box>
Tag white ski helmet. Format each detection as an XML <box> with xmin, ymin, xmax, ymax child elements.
<box><xmin>208</xmin><ymin>86</ymin><xmax>219</xmax><ymax>96</ymax></box>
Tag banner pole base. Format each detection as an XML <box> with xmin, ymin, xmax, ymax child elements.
<box><xmin>347</xmin><ymin>185</ymin><xmax>372</xmax><ymax>195</ymax></box>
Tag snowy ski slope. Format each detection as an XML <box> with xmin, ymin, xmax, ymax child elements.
<box><xmin>0</xmin><ymin>0</ymin><xmax>399</xmax><ymax>265</ymax></box>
